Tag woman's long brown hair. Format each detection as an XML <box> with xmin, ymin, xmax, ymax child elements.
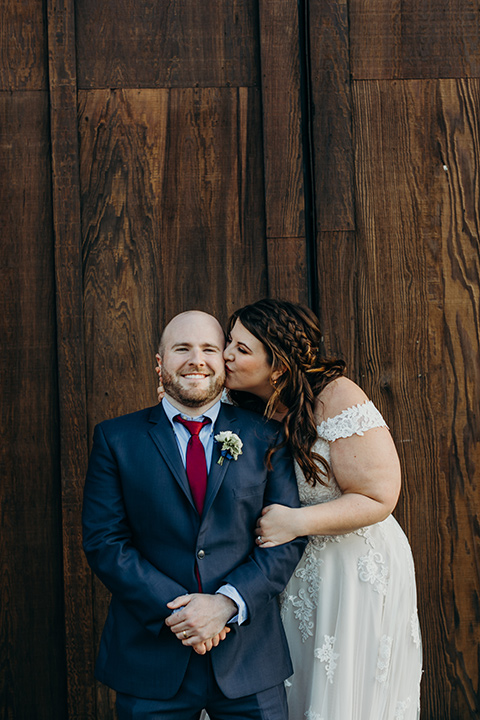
<box><xmin>227</xmin><ymin>299</ymin><xmax>346</xmax><ymax>485</ymax></box>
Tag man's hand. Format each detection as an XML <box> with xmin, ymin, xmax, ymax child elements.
<box><xmin>165</xmin><ymin>593</ymin><xmax>237</xmax><ymax>646</ymax></box>
<box><xmin>191</xmin><ymin>627</ymin><xmax>231</xmax><ymax>655</ymax></box>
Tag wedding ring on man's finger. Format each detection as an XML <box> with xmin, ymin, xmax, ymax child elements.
<box><xmin>182</xmin><ymin>630</ymin><xmax>188</xmax><ymax>639</ymax></box>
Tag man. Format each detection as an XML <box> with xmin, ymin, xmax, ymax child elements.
<box><xmin>82</xmin><ymin>311</ymin><xmax>306</xmax><ymax>719</ymax></box>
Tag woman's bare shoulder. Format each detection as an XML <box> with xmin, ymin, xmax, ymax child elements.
<box><xmin>314</xmin><ymin>376</ymin><xmax>369</xmax><ymax>425</ymax></box>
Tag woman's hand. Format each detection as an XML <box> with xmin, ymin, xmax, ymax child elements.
<box><xmin>192</xmin><ymin>627</ymin><xmax>230</xmax><ymax>654</ymax></box>
<box><xmin>255</xmin><ymin>504</ymin><xmax>300</xmax><ymax>547</ymax></box>
<box><xmin>155</xmin><ymin>353</ymin><xmax>165</xmax><ymax>402</ymax></box>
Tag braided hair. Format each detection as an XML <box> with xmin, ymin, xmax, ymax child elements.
<box><xmin>227</xmin><ymin>299</ymin><xmax>346</xmax><ymax>485</ymax></box>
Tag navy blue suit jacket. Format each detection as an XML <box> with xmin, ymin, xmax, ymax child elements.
<box><xmin>82</xmin><ymin>401</ymin><xmax>306</xmax><ymax>700</ymax></box>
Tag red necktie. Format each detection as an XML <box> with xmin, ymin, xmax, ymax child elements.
<box><xmin>174</xmin><ymin>416</ymin><xmax>211</xmax><ymax>514</ymax></box>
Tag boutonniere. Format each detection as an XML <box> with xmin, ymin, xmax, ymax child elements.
<box><xmin>215</xmin><ymin>431</ymin><xmax>243</xmax><ymax>465</ymax></box>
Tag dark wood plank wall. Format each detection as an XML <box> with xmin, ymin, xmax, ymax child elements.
<box><xmin>1</xmin><ymin>0</ymin><xmax>479</xmax><ymax>718</ymax></box>
<box><xmin>0</xmin><ymin>1</ymin><xmax>68</xmax><ymax>719</ymax></box>
<box><xmin>258</xmin><ymin>0</ymin><xmax>308</xmax><ymax>304</ymax></box>
<box><xmin>47</xmin><ymin>1</ymin><xmax>95</xmax><ymax>717</ymax></box>
<box><xmin>310</xmin><ymin>1</ymin><xmax>480</xmax><ymax>718</ymax></box>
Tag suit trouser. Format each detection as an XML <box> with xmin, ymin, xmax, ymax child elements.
<box><xmin>115</xmin><ymin>649</ymin><xmax>288</xmax><ymax>720</ymax></box>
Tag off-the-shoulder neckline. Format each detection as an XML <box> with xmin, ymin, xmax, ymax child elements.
<box><xmin>316</xmin><ymin>399</ymin><xmax>375</xmax><ymax>429</ymax></box>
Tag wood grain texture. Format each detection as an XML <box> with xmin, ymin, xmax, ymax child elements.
<box><xmin>435</xmin><ymin>78</ymin><xmax>480</xmax><ymax>719</ymax></box>
<box><xmin>266</xmin><ymin>237</ymin><xmax>309</xmax><ymax>304</ymax></box>
<box><xmin>315</xmin><ymin>231</ymin><xmax>358</xmax><ymax>372</ymax></box>
<box><xmin>309</xmin><ymin>0</ymin><xmax>354</xmax><ymax>231</ymax></box>
<box><xmin>350</xmin><ymin>0</ymin><xmax>480</xmax><ymax>80</ymax></box>
<box><xmin>0</xmin><ymin>91</ymin><xmax>67</xmax><ymax>719</ymax></box>
<box><xmin>46</xmin><ymin>0</ymin><xmax>95</xmax><ymax>717</ymax></box>
<box><xmin>258</xmin><ymin>0</ymin><xmax>305</xmax><ymax>239</ymax></box>
<box><xmin>352</xmin><ymin>78</ymin><xmax>480</xmax><ymax>719</ymax></box>
<box><xmin>79</xmin><ymin>86</ymin><xmax>267</xmax><ymax>428</ymax></box>
<box><xmin>75</xmin><ymin>0</ymin><xmax>260</xmax><ymax>89</ymax></box>
<box><xmin>0</xmin><ymin>0</ymin><xmax>47</xmax><ymax>90</ymax></box>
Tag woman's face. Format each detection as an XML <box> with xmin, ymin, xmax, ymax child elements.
<box><xmin>224</xmin><ymin>320</ymin><xmax>275</xmax><ymax>402</ymax></box>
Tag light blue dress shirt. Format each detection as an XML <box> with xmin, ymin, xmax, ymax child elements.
<box><xmin>162</xmin><ymin>396</ymin><xmax>220</xmax><ymax>472</ymax></box>
<box><xmin>162</xmin><ymin>397</ymin><xmax>247</xmax><ymax>624</ymax></box>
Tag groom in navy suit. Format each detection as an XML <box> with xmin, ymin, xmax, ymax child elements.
<box><xmin>82</xmin><ymin>310</ymin><xmax>306</xmax><ymax>719</ymax></box>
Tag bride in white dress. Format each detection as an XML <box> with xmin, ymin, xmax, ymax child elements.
<box><xmin>223</xmin><ymin>299</ymin><xmax>422</xmax><ymax>720</ymax></box>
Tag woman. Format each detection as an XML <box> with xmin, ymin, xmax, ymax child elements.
<box><xmin>223</xmin><ymin>299</ymin><xmax>422</xmax><ymax>720</ymax></box>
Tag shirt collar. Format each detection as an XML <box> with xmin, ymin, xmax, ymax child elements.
<box><xmin>162</xmin><ymin>396</ymin><xmax>222</xmax><ymax>427</ymax></box>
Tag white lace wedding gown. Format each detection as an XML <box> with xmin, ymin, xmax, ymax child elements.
<box><xmin>280</xmin><ymin>401</ymin><xmax>422</xmax><ymax>720</ymax></box>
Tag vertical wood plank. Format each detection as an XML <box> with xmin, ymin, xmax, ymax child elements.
<box><xmin>0</xmin><ymin>0</ymin><xmax>47</xmax><ymax>90</ymax></box>
<box><xmin>352</xmin><ymin>78</ymin><xmax>480</xmax><ymax>719</ymax></box>
<box><xmin>79</xmin><ymin>88</ymin><xmax>168</xmax><ymax>428</ymax></box>
<box><xmin>350</xmin><ymin>0</ymin><xmax>480</xmax><ymax>80</ymax></box>
<box><xmin>258</xmin><ymin>0</ymin><xmax>308</xmax><ymax>303</ymax></box>
<box><xmin>258</xmin><ymin>0</ymin><xmax>305</xmax><ymax>239</ymax></box>
<box><xmin>46</xmin><ymin>1</ymin><xmax>95</xmax><ymax>717</ymax></box>
<box><xmin>75</xmin><ymin>0</ymin><xmax>260</xmax><ymax>89</ymax></box>
<box><xmin>353</xmin><ymin>79</ymin><xmax>448</xmax><ymax>719</ymax></box>
<box><xmin>0</xmin><ymin>91</ymin><xmax>67</xmax><ymax>720</ymax></box>
<box><xmin>266</xmin><ymin>237</ymin><xmax>309</xmax><ymax>304</ymax></box>
<box><xmin>315</xmin><ymin>231</ymin><xmax>359</xmax><ymax>372</ymax></box>
<box><xmin>435</xmin><ymin>78</ymin><xmax>480</xmax><ymax>719</ymax></box>
<box><xmin>309</xmin><ymin>0</ymin><xmax>354</xmax><ymax>231</ymax></box>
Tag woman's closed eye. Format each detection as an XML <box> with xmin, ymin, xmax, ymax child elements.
<box><xmin>226</xmin><ymin>337</ymin><xmax>249</xmax><ymax>354</ymax></box>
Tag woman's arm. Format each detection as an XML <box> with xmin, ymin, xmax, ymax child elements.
<box><xmin>256</xmin><ymin>377</ymin><xmax>401</xmax><ymax>545</ymax></box>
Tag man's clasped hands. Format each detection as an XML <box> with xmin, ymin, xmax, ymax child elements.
<box><xmin>165</xmin><ymin>591</ymin><xmax>236</xmax><ymax>655</ymax></box>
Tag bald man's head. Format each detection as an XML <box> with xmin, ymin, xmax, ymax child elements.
<box><xmin>158</xmin><ymin>311</ymin><xmax>225</xmax><ymax>413</ymax></box>
<box><xmin>159</xmin><ymin>311</ymin><xmax>224</xmax><ymax>357</ymax></box>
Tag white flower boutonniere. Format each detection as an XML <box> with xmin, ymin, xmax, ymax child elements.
<box><xmin>215</xmin><ymin>431</ymin><xmax>243</xmax><ymax>465</ymax></box>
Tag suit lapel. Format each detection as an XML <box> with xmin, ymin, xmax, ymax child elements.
<box><xmin>147</xmin><ymin>404</ymin><xmax>196</xmax><ymax>510</ymax></box>
<box><xmin>202</xmin><ymin>403</ymin><xmax>241</xmax><ymax>518</ymax></box>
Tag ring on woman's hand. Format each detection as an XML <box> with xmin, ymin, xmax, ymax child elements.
<box><xmin>182</xmin><ymin>630</ymin><xmax>188</xmax><ymax>639</ymax></box>
<box><xmin>257</xmin><ymin>535</ymin><xmax>262</xmax><ymax>542</ymax></box>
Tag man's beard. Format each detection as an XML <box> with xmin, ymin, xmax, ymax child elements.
<box><xmin>162</xmin><ymin>367</ymin><xmax>225</xmax><ymax>408</ymax></box>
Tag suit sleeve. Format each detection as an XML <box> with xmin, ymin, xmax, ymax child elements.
<box><xmin>222</xmin><ymin>431</ymin><xmax>307</xmax><ymax>622</ymax></box>
<box><xmin>82</xmin><ymin>423</ymin><xmax>188</xmax><ymax>635</ymax></box>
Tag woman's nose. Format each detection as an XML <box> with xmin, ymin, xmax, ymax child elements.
<box><xmin>223</xmin><ymin>342</ymin><xmax>234</xmax><ymax>360</ymax></box>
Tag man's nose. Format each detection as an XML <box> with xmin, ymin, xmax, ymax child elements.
<box><xmin>189</xmin><ymin>348</ymin><xmax>206</xmax><ymax>366</ymax></box>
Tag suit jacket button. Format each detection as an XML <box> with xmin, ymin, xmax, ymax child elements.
<box><xmin>197</xmin><ymin>549</ymin><xmax>205</xmax><ymax>559</ymax></box>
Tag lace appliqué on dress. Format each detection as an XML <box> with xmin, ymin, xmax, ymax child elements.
<box><xmin>410</xmin><ymin>611</ymin><xmax>421</xmax><ymax>648</ymax></box>
<box><xmin>314</xmin><ymin>635</ymin><xmax>339</xmax><ymax>684</ymax></box>
<box><xmin>376</xmin><ymin>635</ymin><xmax>393</xmax><ymax>683</ymax></box>
<box><xmin>317</xmin><ymin>401</ymin><xmax>387</xmax><ymax>442</ymax></box>
<box><xmin>358</xmin><ymin>549</ymin><xmax>389</xmax><ymax>595</ymax></box>
<box><xmin>281</xmin><ymin>542</ymin><xmax>323</xmax><ymax>642</ymax></box>
<box><xmin>304</xmin><ymin>710</ymin><xmax>324</xmax><ymax>720</ymax></box>
<box><xmin>394</xmin><ymin>698</ymin><xmax>411</xmax><ymax>720</ymax></box>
